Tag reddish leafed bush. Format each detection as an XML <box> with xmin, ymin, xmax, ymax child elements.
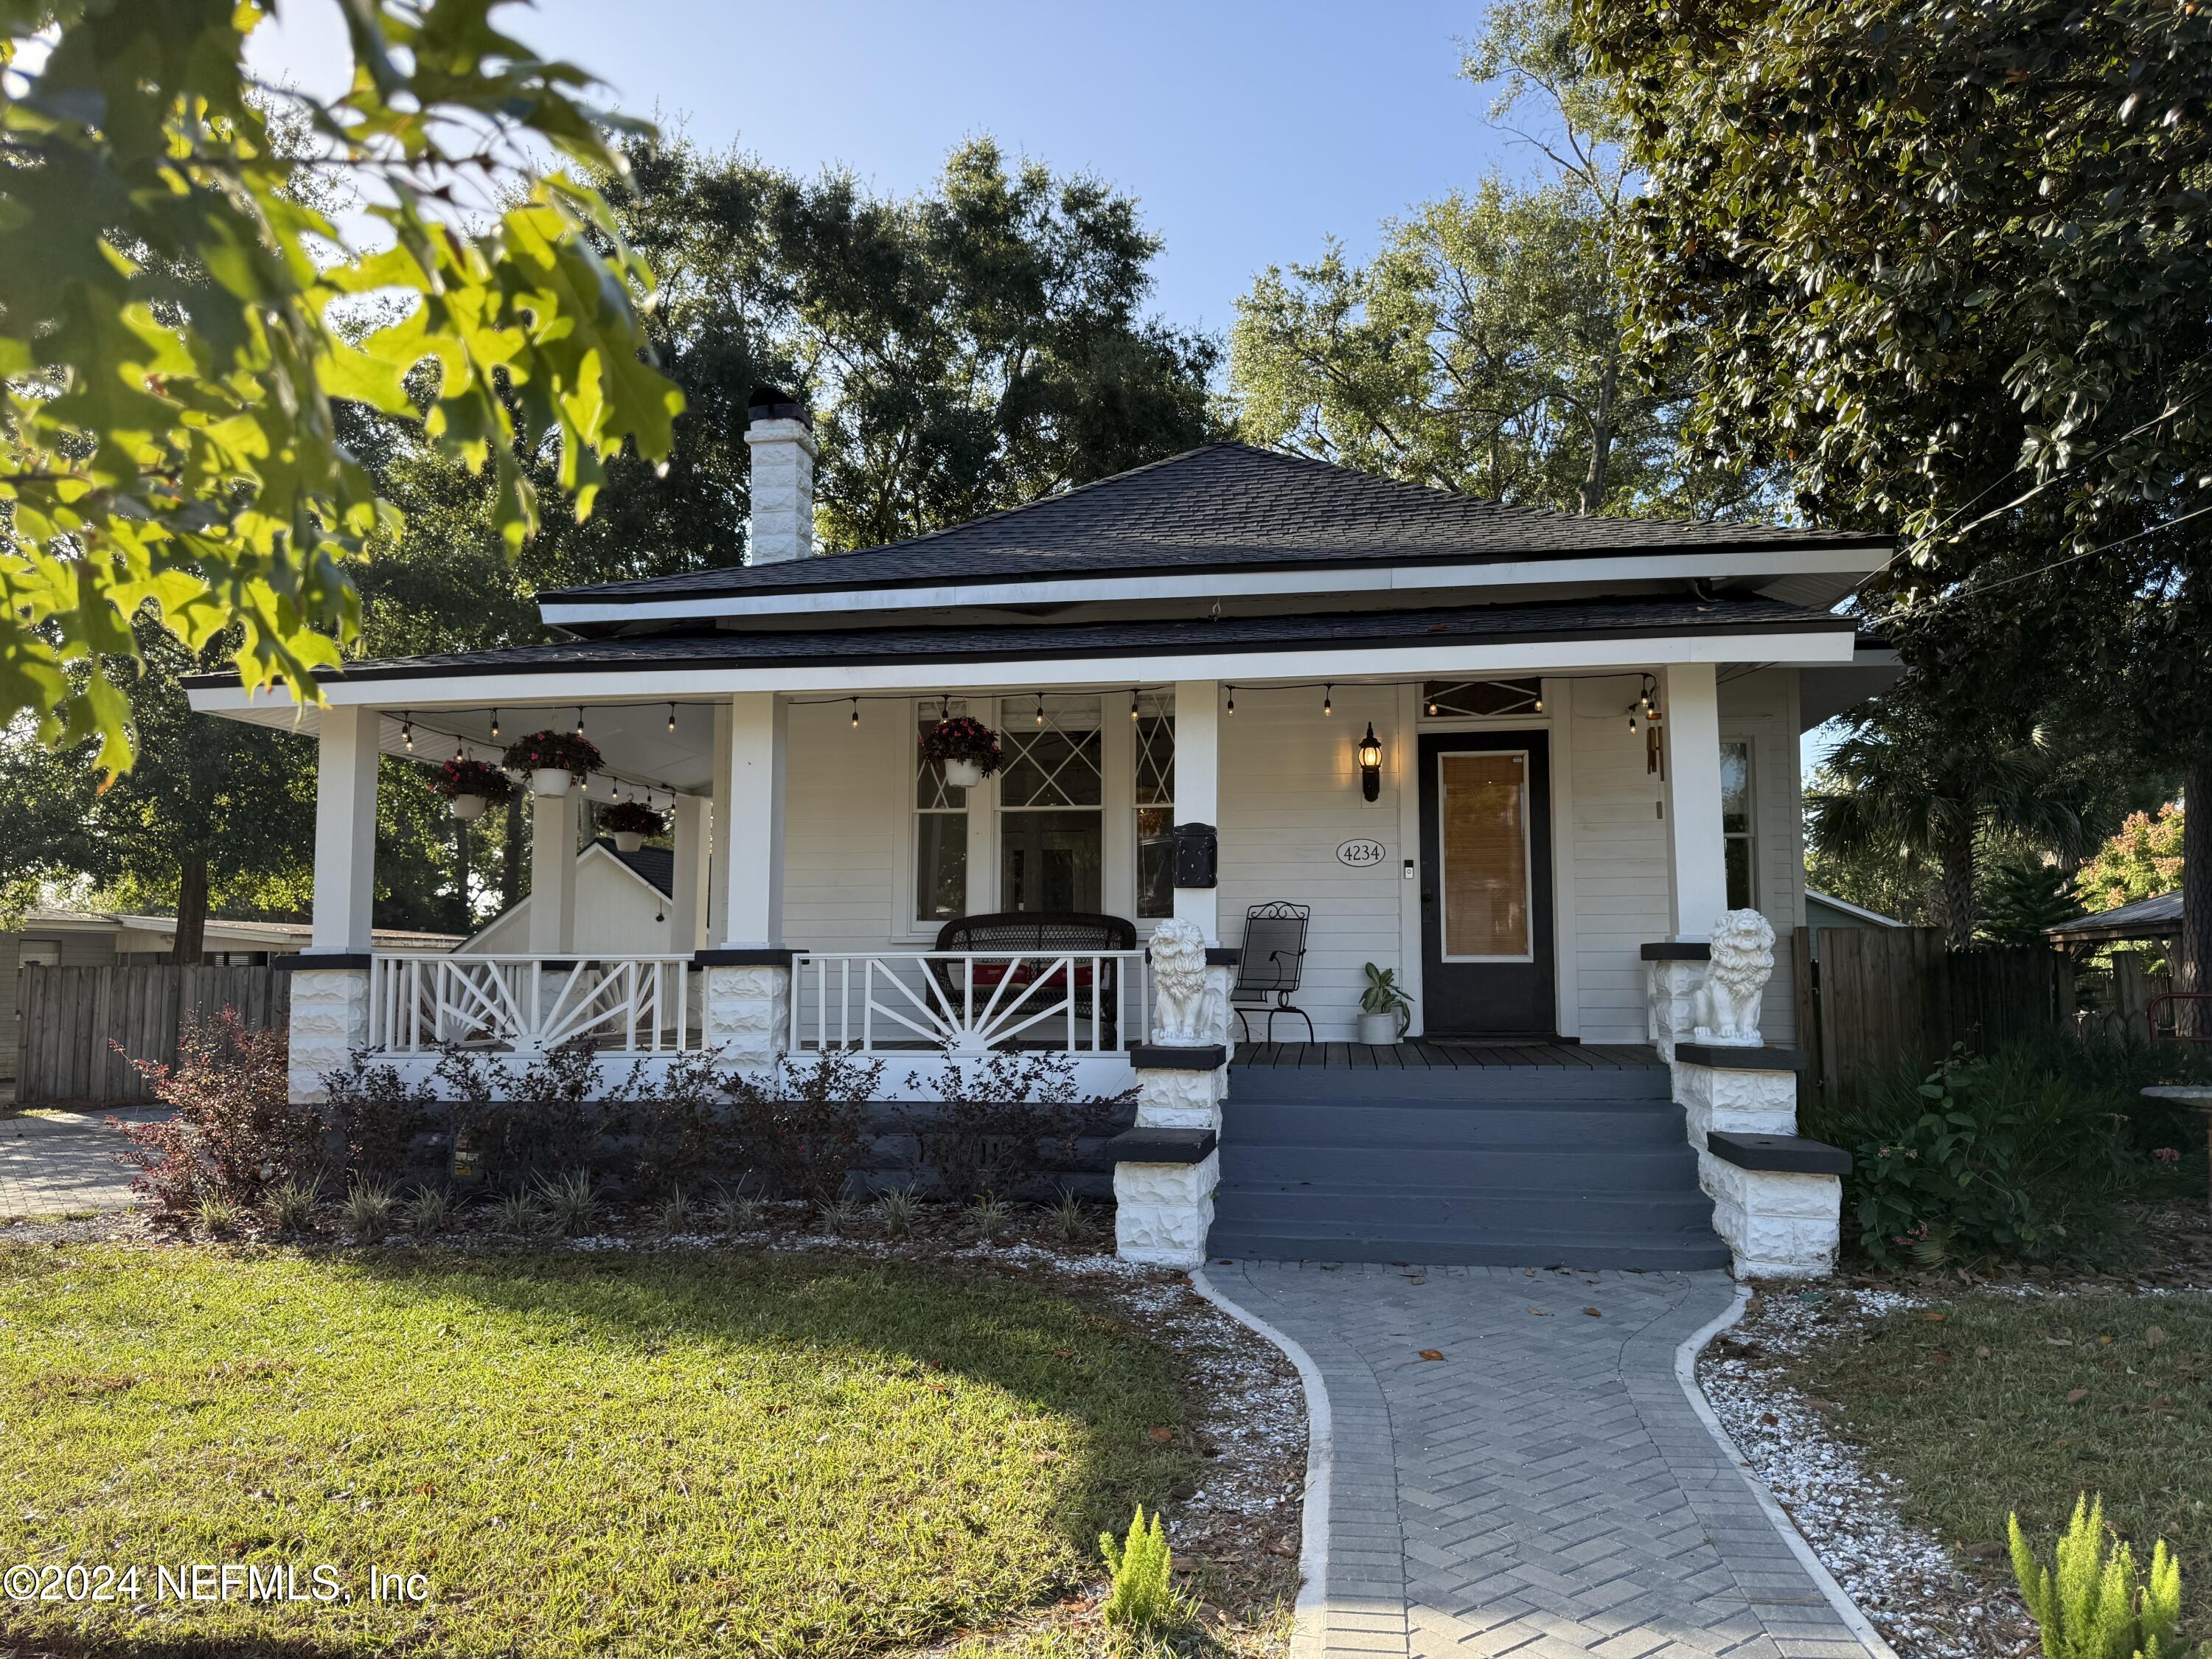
<box><xmin>112</xmin><ymin>1009</ymin><xmax>327</xmax><ymax>1220</ymax></box>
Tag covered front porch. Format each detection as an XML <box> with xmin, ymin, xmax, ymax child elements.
<box><xmin>204</xmin><ymin>650</ymin><xmax>1816</xmax><ymax>1104</ymax></box>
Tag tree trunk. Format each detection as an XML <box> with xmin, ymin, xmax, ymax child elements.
<box><xmin>1938</xmin><ymin>816</ymin><xmax>1978</xmax><ymax>952</ymax></box>
<box><xmin>2180</xmin><ymin>756</ymin><xmax>2211</xmax><ymax>1038</ymax></box>
<box><xmin>1577</xmin><ymin>359</ymin><xmax>1618</xmax><ymax>516</ymax></box>
<box><xmin>171</xmin><ymin>854</ymin><xmax>209</xmax><ymax>964</ymax></box>
<box><xmin>502</xmin><ymin>793</ymin><xmax>522</xmax><ymax>910</ymax></box>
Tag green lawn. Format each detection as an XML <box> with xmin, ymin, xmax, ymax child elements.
<box><xmin>1785</xmin><ymin>1290</ymin><xmax>2212</xmax><ymax>1628</ymax></box>
<box><xmin>0</xmin><ymin>1243</ymin><xmax>1193</xmax><ymax>1658</ymax></box>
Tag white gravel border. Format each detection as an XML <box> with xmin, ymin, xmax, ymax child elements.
<box><xmin>1680</xmin><ymin>1284</ymin><xmax>1904</xmax><ymax>1659</ymax></box>
<box><xmin>1192</xmin><ymin>1267</ymin><xmax>1333</xmax><ymax>1658</ymax></box>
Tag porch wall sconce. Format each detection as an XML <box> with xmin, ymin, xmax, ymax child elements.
<box><xmin>1356</xmin><ymin>722</ymin><xmax>1384</xmax><ymax>801</ymax></box>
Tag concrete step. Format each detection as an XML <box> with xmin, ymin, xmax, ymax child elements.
<box><xmin>1228</xmin><ymin>1066</ymin><xmax>1669</xmax><ymax>1105</ymax></box>
<box><xmin>1211</xmin><ymin>1183</ymin><xmax>1721</xmax><ymax>1235</ymax></box>
<box><xmin>1220</xmin><ymin>1099</ymin><xmax>1689</xmax><ymax>1150</ymax></box>
<box><xmin>1202</xmin><ymin>1223</ymin><xmax>1733</xmax><ymax>1271</ymax></box>
<box><xmin>1220</xmin><ymin>1141</ymin><xmax>1703</xmax><ymax>1191</ymax></box>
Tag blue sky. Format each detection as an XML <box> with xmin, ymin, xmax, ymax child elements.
<box><xmin>254</xmin><ymin>0</ymin><xmax>1525</xmax><ymax>337</ymax></box>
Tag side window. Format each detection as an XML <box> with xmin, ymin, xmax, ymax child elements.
<box><xmin>1720</xmin><ymin>739</ymin><xmax>1755</xmax><ymax>911</ymax></box>
<box><xmin>1134</xmin><ymin>701</ymin><xmax>1174</xmax><ymax>919</ymax></box>
<box><xmin>915</xmin><ymin>703</ymin><xmax>968</xmax><ymax>923</ymax></box>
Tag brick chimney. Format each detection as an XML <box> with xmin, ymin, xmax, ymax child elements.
<box><xmin>744</xmin><ymin>386</ymin><xmax>816</xmax><ymax>564</ymax></box>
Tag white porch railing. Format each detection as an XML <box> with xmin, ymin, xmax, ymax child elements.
<box><xmin>368</xmin><ymin>954</ymin><xmax>700</xmax><ymax>1054</ymax></box>
<box><xmin>793</xmin><ymin>950</ymin><xmax>1150</xmax><ymax>1054</ymax></box>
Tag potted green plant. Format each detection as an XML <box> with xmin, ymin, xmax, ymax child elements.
<box><xmin>919</xmin><ymin>715</ymin><xmax>1001</xmax><ymax>788</ymax></box>
<box><xmin>599</xmin><ymin>799</ymin><xmax>667</xmax><ymax>853</ymax></box>
<box><xmin>503</xmin><ymin>730</ymin><xmax>602</xmax><ymax>797</ymax></box>
<box><xmin>431</xmin><ymin>757</ymin><xmax>516</xmax><ymax>823</ymax></box>
<box><xmin>1358</xmin><ymin>963</ymin><xmax>1412</xmax><ymax>1046</ymax></box>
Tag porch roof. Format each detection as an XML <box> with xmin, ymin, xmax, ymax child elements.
<box><xmin>212</xmin><ymin>594</ymin><xmax>1854</xmax><ymax>690</ymax></box>
<box><xmin>539</xmin><ymin>443</ymin><xmax>1891</xmax><ymax>608</ymax></box>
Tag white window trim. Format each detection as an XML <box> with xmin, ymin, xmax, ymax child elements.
<box><xmin>1720</xmin><ymin>734</ymin><xmax>1756</xmax><ymax>913</ymax></box>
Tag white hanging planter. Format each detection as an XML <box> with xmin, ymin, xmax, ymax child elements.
<box><xmin>529</xmin><ymin>768</ymin><xmax>573</xmax><ymax>799</ymax></box>
<box><xmin>448</xmin><ymin>793</ymin><xmax>487</xmax><ymax>823</ymax></box>
<box><xmin>942</xmin><ymin>757</ymin><xmax>984</xmax><ymax>789</ymax></box>
<box><xmin>612</xmin><ymin>830</ymin><xmax>646</xmax><ymax>853</ymax></box>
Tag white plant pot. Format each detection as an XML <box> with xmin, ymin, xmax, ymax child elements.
<box><xmin>528</xmin><ymin>768</ymin><xmax>573</xmax><ymax>799</ymax></box>
<box><xmin>448</xmin><ymin>793</ymin><xmax>487</xmax><ymax>823</ymax></box>
<box><xmin>1357</xmin><ymin>1012</ymin><xmax>1401</xmax><ymax>1046</ymax></box>
<box><xmin>942</xmin><ymin>757</ymin><xmax>984</xmax><ymax>789</ymax></box>
<box><xmin>613</xmin><ymin>830</ymin><xmax>645</xmax><ymax>853</ymax></box>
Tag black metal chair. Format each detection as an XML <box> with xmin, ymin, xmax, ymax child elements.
<box><xmin>1231</xmin><ymin>900</ymin><xmax>1314</xmax><ymax>1043</ymax></box>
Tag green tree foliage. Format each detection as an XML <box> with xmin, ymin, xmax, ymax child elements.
<box><xmin>1579</xmin><ymin>0</ymin><xmax>2212</xmax><ymax>999</ymax></box>
<box><xmin>0</xmin><ymin>0</ymin><xmax>682</xmax><ymax>776</ymax></box>
<box><xmin>1232</xmin><ymin>0</ymin><xmax>1767</xmax><ymax>518</ymax></box>
<box><xmin>1980</xmin><ymin>858</ymin><xmax>2084</xmax><ymax>949</ymax></box>
<box><xmin>2011</xmin><ymin>1495</ymin><xmax>2183</xmax><ymax>1659</ymax></box>
<box><xmin>2076</xmin><ymin>806</ymin><xmax>2186</xmax><ymax>916</ymax></box>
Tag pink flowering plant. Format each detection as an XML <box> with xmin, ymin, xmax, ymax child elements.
<box><xmin>919</xmin><ymin>716</ymin><xmax>1001</xmax><ymax>776</ymax></box>
<box><xmin>599</xmin><ymin>799</ymin><xmax>667</xmax><ymax>838</ymax></box>
<box><xmin>432</xmin><ymin>757</ymin><xmax>515</xmax><ymax>802</ymax></box>
<box><xmin>502</xmin><ymin>730</ymin><xmax>602</xmax><ymax>777</ymax></box>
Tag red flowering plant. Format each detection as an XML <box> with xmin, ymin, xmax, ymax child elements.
<box><xmin>502</xmin><ymin>730</ymin><xmax>603</xmax><ymax>777</ymax></box>
<box><xmin>919</xmin><ymin>715</ymin><xmax>1002</xmax><ymax>776</ymax></box>
<box><xmin>111</xmin><ymin>1008</ymin><xmax>326</xmax><ymax>1221</ymax></box>
<box><xmin>599</xmin><ymin>799</ymin><xmax>667</xmax><ymax>838</ymax></box>
<box><xmin>431</xmin><ymin>757</ymin><xmax>515</xmax><ymax>802</ymax></box>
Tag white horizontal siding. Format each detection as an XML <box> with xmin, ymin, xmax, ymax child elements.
<box><xmin>1567</xmin><ymin>675</ymin><xmax>1671</xmax><ymax>1044</ymax></box>
<box><xmin>781</xmin><ymin>699</ymin><xmax>900</xmax><ymax>953</ymax></box>
<box><xmin>1719</xmin><ymin>667</ymin><xmax>1805</xmax><ymax>1045</ymax></box>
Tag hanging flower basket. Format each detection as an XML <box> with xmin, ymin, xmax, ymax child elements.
<box><xmin>431</xmin><ymin>758</ymin><xmax>516</xmax><ymax>822</ymax></box>
<box><xmin>599</xmin><ymin>799</ymin><xmax>668</xmax><ymax>853</ymax></box>
<box><xmin>504</xmin><ymin>731</ymin><xmax>602</xmax><ymax>796</ymax></box>
<box><xmin>919</xmin><ymin>716</ymin><xmax>1001</xmax><ymax>788</ymax></box>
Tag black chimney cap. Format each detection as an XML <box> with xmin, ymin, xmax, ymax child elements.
<box><xmin>746</xmin><ymin>385</ymin><xmax>811</xmax><ymax>428</ymax></box>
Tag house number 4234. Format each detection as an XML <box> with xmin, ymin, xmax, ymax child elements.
<box><xmin>1336</xmin><ymin>838</ymin><xmax>1387</xmax><ymax>868</ymax></box>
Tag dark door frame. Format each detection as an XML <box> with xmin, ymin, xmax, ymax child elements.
<box><xmin>1416</xmin><ymin>728</ymin><xmax>1558</xmax><ymax>1039</ymax></box>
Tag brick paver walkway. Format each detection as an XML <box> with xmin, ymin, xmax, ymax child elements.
<box><xmin>1212</xmin><ymin>1262</ymin><xmax>1881</xmax><ymax>1659</ymax></box>
<box><xmin>0</xmin><ymin>1109</ymin><xmax>152</xmax><ymax>1219</ymax></box>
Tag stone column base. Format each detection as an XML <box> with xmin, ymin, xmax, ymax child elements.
<box><xmin>285</xmin><ymin>967</ymin><xmax>370</xmax><ymax>1105</ymax></box>
<box><xmin>699</xmin><ymin>959</ymin><xmax>792</xmax><ymax>1068</ymax></box>
<box><xmin>1703</xmin><ymin>1158</ymin><xmax>1841</xmax><ymax>1279</ymax></box>
<box><xmin>1114</xmin><ymin>1151</ymin><xmax>1220</xmax><ymax>1268</ymax></box>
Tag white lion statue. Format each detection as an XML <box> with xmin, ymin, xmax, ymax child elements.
<box><xmin>1692</xmin><ymin>908</ymin><xmax>1775</xmax><ymax>1046</ymax></box>
<box><xmin>1148</xmin><ymin>917</ymin><xmax>1214</xmax><ymax>1046</ymax></box>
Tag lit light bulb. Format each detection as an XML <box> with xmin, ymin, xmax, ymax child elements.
<box><xmin>402</xmin><ymin>720</ymin><xmax>414</xmax><ymax>751</ymax></box>
<box><xmin>1534</xmin><ymin>698</ymin><xmax>1544</xmax><ymax>714</ymax></box>
<box><xmin>1034</xmin><ymin>695</ymin><xmax>1045</xmax><ymax>726</ymax></box>
<box><xmin>490</xmin><ymin>709</ymin><xmax>500</xmax><ymax>740</ymax></box>
<box><xmin>1130</xmin><ymin>690</ymin><xmax>1140</xmax><ymax>721</ymax></box>
<box><xmin>667</xmin><ymin>703</ymin><xmax>676</xmax><ymax>734</ymax></box>
<box><xmin>850</xmin><ymin>699</ymin><xmax>860</xmax><ymax>729</ymax></box>
<box><xmin>1323</xmin><ymin>684</ymin><xmax>1333</xmax><ymax>717</ymax></box>
<box><xmin>574</xmin><ymin>707</ymin><xmax>585</xmax><ymax>737</ymax></box>
<box><xmin>1225</xmin><ymin>687</ymin><xmax>1235</xmax><ymax>716</ymax></box>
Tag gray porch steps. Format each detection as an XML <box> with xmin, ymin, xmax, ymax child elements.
<box><xmin>1206</xmin><ymin>1068</ymin><xmax>1731</xmax><ymax>1270</ymax></box>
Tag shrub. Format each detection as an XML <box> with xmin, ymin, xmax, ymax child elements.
<box><xmin>1050</xmin><ymin>1189</ymin><xmax>1091</xmax><ymax>1244</ymax></box>
<box><xmin>731</xmin><ymin>1052</ymin><xmax>880</xmax><ymax>1203</ymax></box>
<box><xmin>267</xmin><ymin>1178</ymin><xmax>321</xmax><ymax>1235</ymax></box>
<box><xmin>873</xmin><ymin>1183</ymin><xmax>919</xmax><ymax>1237</ymax></box>
<box><xmin>1099</xmin><ymin>1505</ymin><xmax>1180</xmax><ymax>1630</ymax></box>
<box><xmin>111</xmin><ymin>1009</ymin><xmax>324</xmax><ymax>1220</ymax></box>
<box><xmin>651</xmin><ymin>1187</ymin><xmax>695</xmax><ymax>1237</ymax></box>
<box><xmin>2010</xmin><ymin>1494</ymin><xmax>2182</xmax><ymax>1659</ymax></box>
<box><xmin>193</xmin><ymin>1193</ymin><xmax>243</xmax><ymax>1237</ymax></box>
<box><xmin>900</xmin><ymin>1047</ymin><xmax>1126</xmax><ymax>1203</ymax></box>
<box><xmin>967</xmin><ymin>1192</ymin><xmax>1012</xmax><ymax>1242</ymax></box>
<box><xmin>536</xmin><ymin>1169</ymin><xmax>602</xmax><ymax>1236</ymax></box>
<box><xmin>490</xmin><ymin>1189</ymin><xmax>541</xmax><ymax>1234</ymax></box>
<box><xmin>342</xmin><ymin>1178</ymin><xmax>396</xmax><ymax>1242</ymax></box>
<box><xmin>501</xmin><ymin>729</ymin><xmax>602</xmax><ymax>776</ymax></box>
<box><xmin>436</xmin><ymin>1043</ymin><xmax>619</xmax><ymax>1187</ymax></box>
<box><xmin>709</xmin><ymin>1186</ymin><xmax>764</xmax><ymax>1234</ymax></box>
<box><xmin>400</xmin><ymin>1185</ymin><xmax>453</xmax><ymax>1235</ymax></box>
<box><xmin>1803</xmin><ymin>1038</ymin><xmax>2208</xmax><ymax>1267</ymax></box>
<box><xmin>818</xmin><ymin>1197</ymin><xmax>864</xmax><ymax>1236</ymax></box>
<box><xmin>321</xmin><ymin>1055</ymin><xmax>436</xmax><ymax>1183</ymax></box>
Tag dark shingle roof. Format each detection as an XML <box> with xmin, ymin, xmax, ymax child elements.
<box><xmin>541</xmin><ymin>443</ymin><xmax>1886</xmax><ymax>605</ymax></box>
<box><xmin>2045</xmin><ymin>890</ymin><xmax>2181</xmax><ymax>942</ymax></box>
<box><xmin>310</xmin><ymin>595</ymin><xmax>1853</xmax><ymax>684</ymax></box>
<box><xmin>597</xmin><ymin>840</ymin><xmax>673</xmax><ymax>897</ymax></box>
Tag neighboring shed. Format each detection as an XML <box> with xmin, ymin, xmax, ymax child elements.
<box><xmin>458</xmin><ymin>840</ymin><xmax>677</xmax><ymax>956</ymax></box>
<box><xmin>2043</xmin><ymin>889</ymin><xmax>2182</xmax><ymax>953</ymax></box>
<box><xmin>1805</xmin><ymin>888</ymin><xmax>1905</xmax><ymax>934</ymax></box>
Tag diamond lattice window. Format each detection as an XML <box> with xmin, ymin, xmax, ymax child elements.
<box><xmin>1421</xmin><ymin>678</ymin><xmax>1543</xmax><ymax>719</ymax></box>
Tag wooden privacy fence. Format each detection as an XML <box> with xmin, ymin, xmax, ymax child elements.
<box><xmin>1791</xmin><ymin>928</ymin><xmax>2073</xmax><ymax>1102</ymax></box>
<box><xmin>16</xmin><ymin>964</ymin><xmax>289</xmax><ymax>1107</ymax></box>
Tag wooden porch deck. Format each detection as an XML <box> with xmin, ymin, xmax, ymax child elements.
<box><xmin>1231</xmin><ymin>1040</ymin><xmax>1662</xmax><ymax>1070</ymax></box>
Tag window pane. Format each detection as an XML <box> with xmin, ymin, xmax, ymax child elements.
<box><xmin>1725</xmin><ymin>835</ymin><xmax>1753</xmax><ymax>912</ymax></box>
<box><xmin>999</xmin><ymin>696</ymin><xmax>1103</xmax><ymax>807</ymax></box>
<box><xmin>1136</xmin><ymin>806</ymin><xmax>1174</xmax><ymax>919</ymax></box>
<box><xmin>917</xmin><ymin>713</ymin><xmax>967</xmax><ymax>810</ymax></box>
<box><xmin>1719</xmin><ymin>740</ymin><xmax>1751</xmax><ymax>836</ymax></box>
<box><xmin>915</xmin><ymin>815</ymin><xmax>967</xmax><ymax>922</ymax></box>
<box><xmin>1439</xmin><ymin>752</ymin><xmax>1529</xmax><ymax>958</ymax></box>
<box><xmin>1001</xmin><ymin>810</ymin><xmax>1103</xmax><ymax>914</ymax></box>
<box><xmin>1422</xmin><ymin>678</ymin><xmax>1542</xmax><ymax>718</ymax></box>
<box><xmin>1135</xmin><ymin>713</ymin><xmax>1175</xmax><ymax>806</ymax></box>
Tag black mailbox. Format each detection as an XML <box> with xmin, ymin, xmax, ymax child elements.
<box><xmin>1172</xmin><ymin>821</ymin><xmax>1218</xmax><ymax>889</ymax></box>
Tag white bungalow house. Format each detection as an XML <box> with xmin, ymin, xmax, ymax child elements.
<box><xmin>186</xmin><ymin>394</ymin><xmax>1894</xmax><ymax>1271</ymax></box>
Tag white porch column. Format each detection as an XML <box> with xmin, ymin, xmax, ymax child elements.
<box><xmin>309</xmin><ymin>706</ymin><xmax>379</xmax><ymax>953</ymax></box>
<box><xmin>528</xmin><ymin>790</ymin><xmax>577</xmax><ymax>955</ymax></box>
<box><xmin>716</xmin><ymin>692</ymin><xmax>787</xmax><ymax>948</ymax></box>
<box><xmin>699</xmin><ymin>692</ymin><xmax>790</xmax><ymax>1068</ymax></box>
<box><xmin>669</xmin><ymin>794</ymin><xmax>711</xmax><ymax>951</ymax></box>
<box><xmin>1172</xmin><ymin>679</ymin><xmax>1220</xmax><ymax>943</ymax></box>
<box><xmin>1660</xmin><ymin>663</ymin><xmax>1728</xmax><ymax>941</ymax></box>
<box><xmin>290</xmin><ymin>705</ymin><xmax>380</xmax><ymax>1103</ymax></box>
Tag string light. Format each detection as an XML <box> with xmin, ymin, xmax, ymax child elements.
<box><xmin>574</xmin><ymin>706</ymin><xmax>586</xmax><ymax>737</ymax></box>
<box><xmin>401</xmin><ymin>717</ymin><xmax>414</xmax><ymax>751</ymax></box>
<box><xmin>453</xmin><ymin>741</ymin><xmax>466</xmax><ymax>762</ymax></box>
<box><xmin>1534</xmin><ymin>696</ymin><xmax>1544</xmax><ymax>714</ymax></box>
<box><xmin>1130</xmin><ymin>689</ymin><xmax>1141</xmax><ymax>722</ymax></box>
<box><xmin>1427</xmin><ymin>697</ymin><xmax>1440</xmax><ymax>717</ymax></box>
<box><xmin>1225</xmin><ymin>686</ymin><xmax>1235</xmax><ymax>716</ymax></box>
<box><xmin>850</xmin><ymin>698</ymin><xmax>860</xmax><ymax>729</ymax></box>
<box><xmin>1323</xmin><ymin>684</ymin><xmax>1333</xmax><ymax>717</ymax></box>
<box><xmin>489</xmin><ymin>709</ymin><xmax>500</xmax><ymax>740</ymax></box>
<box><xmin>1034</xmin><ymin>693</ymin><xmax>1045</xmax><ymax>726</ymax></box>
<box><xmin>667</xmin><ymin>703</ymin><xmax>677</xmax><ymax>734</ymax></box>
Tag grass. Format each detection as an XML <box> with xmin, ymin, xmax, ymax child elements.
<box><xmin>0</xmin><ymin>1243</ymin><xmax>1193</xmax><ymax>1658</ymax></box>
<box><xmin>1784</xmin><ymin>1290</ymin><xmax>2212</xmax><ymax>1628</ymax></box>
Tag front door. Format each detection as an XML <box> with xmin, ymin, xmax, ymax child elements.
<box><xmin>1417</xmin><ymin>731</ymin><xmax>1556</xmax><ymax>1037</ymax></box>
